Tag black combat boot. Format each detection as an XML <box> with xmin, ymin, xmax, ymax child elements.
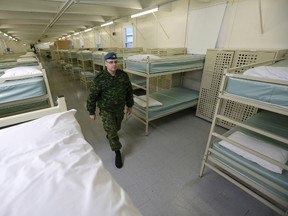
<box><xmin>115</xmin><ymin>150</ymin><xmax>123</xmax><ymax>169</ymax></box>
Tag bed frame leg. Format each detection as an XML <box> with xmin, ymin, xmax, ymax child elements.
<box><xmin>145</xmin><ymin>123</ymin><xmax>149</xmax><ymax>136</ymax></box>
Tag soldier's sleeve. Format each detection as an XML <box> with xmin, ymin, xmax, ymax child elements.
<box><xmin>125</xmin><ymin>74</ymin><xmax>134</xmax><ymax>108</ymax></box>
<box><xmin>86</xmin><ymin>77</ymin><xmax>101</xmax><ymax>115</ymax></box>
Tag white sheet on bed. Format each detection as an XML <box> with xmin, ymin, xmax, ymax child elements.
<box><xmin>0</xmin><ymin>110</ymin><xmax>142</xmax><ymax>216</ymax></box>
<box><xmin>1</xmin><ymin>66</ymin><xmax>42</xmax><ymax>78</ymax></box>
<box><xmin>134</xmin><ymin>95</ymin><xmax>163</xmax><ymax>107</ymax></box>
<box><xmin>218</xmin><ymin>131</ymin><xmax>288</xmax><ymax>174</ymax></box>
<box><xmin>243</xmin><ymin>66</ymin><xmax>288</xmax><ymax>80</ymax></box>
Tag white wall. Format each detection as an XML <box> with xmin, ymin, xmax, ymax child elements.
<box><xmin>133</xmin><ymin>1</ymin><xmax>189</xmax><ymax>49</ymax></box>
<box><xmin>0</xmin><ymin>37</ymin><xmax>28</xmax><ymax>54</ymax></box>
<box><xmin>186</xmin><ymin>3</ymin><xmax>227</xmax><ymax>54</ymax></box>
<box><xmin>35</xmin><ymin>0</ymin><xmax>287</xmax><ymax>52</ymax></box>
<box><xmin>217</xmin><ymin>0</ymin><xmax>288</xmax><ymax>49</ymax></box>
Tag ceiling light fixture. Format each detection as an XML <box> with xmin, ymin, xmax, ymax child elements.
<box><xmin>131</xmin><ymin>7</ymin><xmax>159</xmax><ymax>18</ymax></box>
<box><xmin>101</xmin><ymin>21</ymin><xmax>114</xmax><ymax>27</ymax></box>
<box><xmin>84</xmin><ymin>28</ymin><xmax>92</xmax><ymax>32</ymax></box>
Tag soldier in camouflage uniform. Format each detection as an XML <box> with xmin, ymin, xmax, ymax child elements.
<box><xmin>86</xmin><ymin>52</ymin><xmax>134</xmax><ymax>168</ymax></box>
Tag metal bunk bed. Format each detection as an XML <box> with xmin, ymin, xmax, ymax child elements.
<box><xmin>76</xmin><ymin>50</ymin><xmax>94</xmax><ymax>88</ymax></box>
<box><xmin>91</xmin><ymin>47</ymin><xmax>143</xmax><ymax>75</ymax></box>
<box><xmin>0</xmin><ymin>62</ymin><xmax>54</xmax><ymax>117</ymax></box>
<box><xmin>123</xmin><ymin>54</ymin><xmax>205</xmax><ymax>135</ymax></box>
<box><xmin>200</xmin><ymin>58</ymin><xmax>288</xmax><ymax>215</ymax></box>
<box><xmin>91</xmin><ymin>50</ymin><xmax>110</xmax><ymax>75</ymax></box>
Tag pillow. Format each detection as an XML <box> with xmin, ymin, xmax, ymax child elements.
<box><xmin>134</xmin><ymin>95</ymin><xmax>163</xmax><ymax>107</ymax></box>
<box><xmin>2</xmin><ymin>66</ymin><xmax>42</xmax><ymax>78</ymax></box>
<box><xmin>218</xmin><ymin>131</ymin><xmax>288</xmax><ymax>174</ymax></box>
<box><xmin>127</xmin><ymin>54</ymin><xmax>160</xmax><ymax>61</ymax></box>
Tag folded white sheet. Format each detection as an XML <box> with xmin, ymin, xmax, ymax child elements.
<box><xmin>218</xmin><ymin>131</ymin><xmax>288</xmax><ymax>174</ymax></box>
<box><xmin>134</xmin><ymin>95</ymin><xmax>163</xmax><ymax>107</ymax></box>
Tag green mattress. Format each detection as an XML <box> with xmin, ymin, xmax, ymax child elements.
<box><xmin>125</xmin><ymin>55</ymin><xmax>205</xmax><ymax>74</ymax></box>
<box><xmin>134</xmin><ymin>86</ymin><xmax>199</xmax><ymax>119</ymax></box>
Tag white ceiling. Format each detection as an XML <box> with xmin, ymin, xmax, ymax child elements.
<box><xmin>0</xmin><ymin>0</ymin><xmax>180</xmax><ymax>44</ymax></box>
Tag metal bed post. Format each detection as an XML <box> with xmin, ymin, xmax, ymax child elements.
<box><xmin>0</xmin><ymin>96</ymin><xmax>67</xmax><ymax>128</ymax></box>
<box><xmin>145</xmin><ymin>56</ymin><xmax>151</xmax><ymax>135</ymax></box>
<box><xmin>42</xmin><ymin>69</ymin><xmax>54</xmax><ymax>107</ymax></box>
<box><xmin>199</xmin><ymin>65</ymin><xmax>229</xmax><ymax>176</ymax></box>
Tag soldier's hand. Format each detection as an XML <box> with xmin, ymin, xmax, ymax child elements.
<box><xmin>126</xmin><ymin>107</ymin><xmax>132</xmax><ymax>115</ymax></box>
<box><xmin>89</xmin><ymin>115</ymin><xmax>96</xmax><ymax>120</ymax></box>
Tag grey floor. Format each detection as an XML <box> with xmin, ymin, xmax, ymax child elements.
<box><xmin>44</xmin><ymin>59</ymin><xmax>278</xmax><ymax>216</ymax></box>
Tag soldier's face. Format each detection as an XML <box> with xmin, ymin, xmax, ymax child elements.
<box><xmin>105</xmin><ymin>60</ymin><xmax>118</xmax><ymax>73</ymax></box>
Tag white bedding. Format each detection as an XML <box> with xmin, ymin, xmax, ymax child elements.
<box><xmin>243</xmin><ymin>66</ymin><xmax>288</xmax><ymax>80</ymax></box>
<box><xmin>218</xmin><ymin>131</ymin><xmax>288</xmax><ymax>174</ymax></box>
<box><xmin>1</xmin><ymin>66</ymin><xmax>42</xmax><ymax>78</ymax></box>
<box><xmin>127</xmin><ymin>54</ymin><xmax>160</xmax><ymax>61</ymax></box>
<box><xmin>0</xmin><ymin>110</ymin><xmax>142</xmax><ymax>216</ymax></box>
<box><xmin>134</xmin><ymin>95</ymin><xmax>163</xmax><ymax>107</ymax></box>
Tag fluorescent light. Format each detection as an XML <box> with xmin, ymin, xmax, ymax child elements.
<box><xmin>74</xmin><ymin>32</ymin><xmax>80</xmax><ymax>35</ymax></box>
<box><xmin>84</xmin><ymin>28</ymin><xmax>92</xmax><ymax>32</ymax></box>
<box><xmin>4</xmin><ymin>33</ymin><xmax>8</xmax><ymax>37</ymax></box>
<box><xmin>131</xmin><ymin>7</ymin><xmax>158</xmax><ymax>18</ymax></box>
<box><xmin>101</xmin><ymin>21</ymin><xmax>114</xmax><ymax>27</ymax></box>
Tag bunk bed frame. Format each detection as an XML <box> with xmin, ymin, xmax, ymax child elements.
<box><xmin>0</xmin><ymin>96</ymin><xmax>66</xmax><ymax>128</ymax></box>
<box><xmin>146</xmin><ymin>47</ymin><xmax>186</xmax><ymax>56</ymax></box>
<box><xmin>62</xmin><ymin>50</ymin><xmax>75</xmax><ymax>78</ymax></box>
<box><xmin>91</xmin><ymin>47</ymin><xmax>144</xmax><ymax>74</ymax></box>
<box><xmin>123</xmin><ymin>54</ymin><xmax>205</xmax><ymax>135</ymax></box>
<box><xmin>91</xmin><ymin>51</ymin><xmax>110</xmax><ymax>75</ymax></box>
<box><xmin>76</xmin><ymin>50</ymin><xmax>94</xmax><ymax>88</ymax></box>
<box><xmin>200</xmin><ymin>57</ymin><xmax>288</xmax><ymax>215</ymax></box>
<box><xmin>0</xmin><ymin>66</ymin><xmax>54</xmax><ymax>117</ymax></box>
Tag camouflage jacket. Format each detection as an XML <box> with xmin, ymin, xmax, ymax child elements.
<box><xmin>86</xmin><ymin>69</ymin><xmax>134</xmax><ymax>114</ymax></box>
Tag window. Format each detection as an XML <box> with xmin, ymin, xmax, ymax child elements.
<box><xmin>80</xmin><ymin>34</ymin><xmax>84</xmax><ymax>48</ymax></box>
<box><xmin>96</xmin><ymin>30</ymin><xmax>101</xmax><ymax>48</ymax></box>
<box><xmin>124</xmin><ymin>27</ymin><xmax>133</xmax><ymax>48</ymax></box>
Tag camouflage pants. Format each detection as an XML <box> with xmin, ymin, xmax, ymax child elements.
<box><xmin>100</xmin><ymin>109</ymin><xmax>125</xmax><ymax>151</ymax></box>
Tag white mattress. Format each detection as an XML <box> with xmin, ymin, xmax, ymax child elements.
<box><xmin>243</xmin><ymin>66</ymin><xmax>288</xmax><ymax>80</ymax></box>
<box><xmin>0</xmin><ymin>110</ymin><xmax>142</xmax><ymax>216</ymax></box>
